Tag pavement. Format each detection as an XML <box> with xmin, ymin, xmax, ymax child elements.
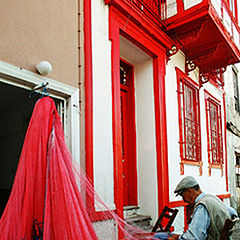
<box><xmin>232</xmin><ymin>220</ymin><xmax>240</xmax><ymax>240</ymax></box>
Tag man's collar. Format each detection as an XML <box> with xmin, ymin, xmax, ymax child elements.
<box><xmin>194</xmin><ymin>192</ymin><xmax>206</xmax><ymax>204</ymax></box>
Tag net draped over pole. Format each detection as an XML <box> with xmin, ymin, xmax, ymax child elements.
<box><xmin>0</xmin><ymin>97</ymin><xmax>154</xmax><ymax>240</ymax></box>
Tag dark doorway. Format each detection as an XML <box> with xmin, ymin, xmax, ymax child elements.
<box><xmin>0</xmin><ymin>82</ymin><xmax>62</xmax><ymax>218</ymax></box>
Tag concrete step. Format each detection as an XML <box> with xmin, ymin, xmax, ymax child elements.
<box><xmin>125</xmin><ymin>213</ymin><xmax>152</xmax><ymax>231</ymax></box>
<box><xmin>123</xmin><ymin>205</ymin><xmax>139</xmax><ymax>219</ymax></box>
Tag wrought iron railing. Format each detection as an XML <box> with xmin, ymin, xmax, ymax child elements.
<box><xmin>130</xmin><ymin>0</ymin><xmax>167</xmax><ymax>24</ymax></box>
<box><xmin>211</xmin><ymin>0</ymin><xmax>240</xmax><ymax>49</ymax></box>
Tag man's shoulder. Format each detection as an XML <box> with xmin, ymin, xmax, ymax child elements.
<box><xmin>195</xmin><ymin>194</ymin><xmax>223</xmax><ymax>208</ymax></box>
<box><xmin>198</xmin><ymin>193</ymin><xmax>220</xmax><ymax>202</ymax></box>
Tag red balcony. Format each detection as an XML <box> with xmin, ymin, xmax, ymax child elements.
<box><xmin>165</xmin><ymin>0</ymin><xmax>240</xmax><ymax>74</ymax></box>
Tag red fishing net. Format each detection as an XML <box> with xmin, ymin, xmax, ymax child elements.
<box><xmin>0</xmin><ymin>97</ymin><xmax>155</xmax><ymax>240</ymax></box>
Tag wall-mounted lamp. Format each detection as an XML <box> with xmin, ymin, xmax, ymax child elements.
<box><xmin>36</xmin><ymin>61</ymin><xmax>52</xmax><ymax>76</ymax></box>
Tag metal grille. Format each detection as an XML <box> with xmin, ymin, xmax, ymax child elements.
<box><xmin>179</xmin><ymin>81</ymin><xmax>201</xmax><ymax>162</ymax></box>
<box><xmin>206</xmin><ymin>98</ymin><xmax>223</xmax><ymax>165</ymax></box>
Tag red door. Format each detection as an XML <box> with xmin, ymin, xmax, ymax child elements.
<box><xmin>120</xmin><ymin>60</ymin><xmax>137</xmax><ymax>206</ymax></box>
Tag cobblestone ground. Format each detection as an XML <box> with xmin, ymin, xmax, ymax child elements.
<box><xmin>232</xmin><ymin>220</ymin><xmax>240</xmax><ymax>240</ymax></box>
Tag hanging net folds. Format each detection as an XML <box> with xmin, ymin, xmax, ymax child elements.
<box><xmin>0</xmin><ymin>97</ymin><xmax>155</xmax><ymax>240</ymax></box>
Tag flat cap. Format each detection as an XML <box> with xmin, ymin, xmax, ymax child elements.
<box><xmin>174</xmin><ymin>176</ymin><xmax>198</xmax><ymax>196</ymax></box>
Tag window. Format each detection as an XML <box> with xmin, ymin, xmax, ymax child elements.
<box><xmin>205</xmin><ymin>91</ymin><xmax>224</xmax><ymax>175</ymax></box>
<box><xmin>176</xmin><ymin>68</ymin><xmax>202</xmax><ymax>175</ymax></box>
<box><xmin>236</xmin><ymin>154</ymin><xmax>240</xmax><ymax>187</ymax></box>
<box><xmin>233</xmin><ymin>68</ymin><xmax>240</xmax><ymax>112</ymax></box>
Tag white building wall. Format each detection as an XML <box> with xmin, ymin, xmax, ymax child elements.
<box><xmin>184</xmin><ymin>0</ymin><xmax>202</xmax><ymax>10</ymax></box>
<box><xmin>135</xmin><ymin>59</ymin><xmax>158</xmax><ymax>222</ymax></box>
<box><xmin>90</xmin><ymin>0</ymin><xmax>234</xmax><ymax>234</ymax></box>
<box><xmin>166</xmin><ymin>0</ymin><xmax>178</xmax><ymax>18</ymax></box>
<box><xmin>92</xmin><ymin>0</ymin><xmax>115</xmax><ymax>208</ymax></box>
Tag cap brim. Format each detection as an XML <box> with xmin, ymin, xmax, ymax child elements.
<box><xmin>175</xmin><ymin>189</ymin><xmax>185</xmax><ymax>196</ymax></box>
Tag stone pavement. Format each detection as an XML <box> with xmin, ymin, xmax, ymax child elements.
<box><xmin>232</xmin><ymin>220</ymin><xmax>240</xmax><ymax>240</ymax></box>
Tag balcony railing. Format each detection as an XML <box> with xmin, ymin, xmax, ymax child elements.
<box><xmin>130</xmin><ymin>0</ymin><xmax>166</xmax><ymax>22</ymax></box>
<box><xmin>211</xmin><ymin>0</ymin><xmax>240</xmax><ymax>49</ymax></box>
<box><xmin>163</xmin><ymin>0</ymin><xmax>240</xmax><ymax>48</ymax></box>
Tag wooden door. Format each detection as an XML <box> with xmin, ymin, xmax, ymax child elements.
<box><xmin>120</xmin><ymin>60</ymin><xmax>137</xmax><ymax>206</ymax></box>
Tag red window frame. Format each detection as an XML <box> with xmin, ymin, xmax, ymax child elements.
<box><xmin>176</xmin><ymin>68</ymin><xmax>202</xmax><ymax>175</ymax></box>
<box><xmin>204</xmin><ymin>90</ymin><xmax>224</xmax><ymax>176</ymax></box>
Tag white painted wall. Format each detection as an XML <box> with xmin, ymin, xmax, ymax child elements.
<box><xmin>92</xmin><ymin>0</ymin><xmax>115</xmax><ymax>208</ymax></box>
<box><xmin>184</xmin><ymin>0</ymin><xmax>202</xmax><ymax>10</ymax></box>
<box><xmin>211</xmin><ymin>0</ymin><xmax>222</xmax><ymax>17</ymax></box>
<box><xmin>166</xmin><ymin>0</ymin><xmax>177</xmax><ymax>18</ymax></box>
<box><xmin>135</xmin><ymin>59</ymin><xmax>158</xmax><ymax>222</ymax></box>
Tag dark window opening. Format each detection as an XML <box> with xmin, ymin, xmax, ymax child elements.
<box><xmin>233</xmin><ymin>68</ymin><xmax>240</xmax><ymax>112</ymax></box>
<box><xmin>0</xmin><ymin>81</ymin><xmax>62</xmax><ymax>218</ymax></box>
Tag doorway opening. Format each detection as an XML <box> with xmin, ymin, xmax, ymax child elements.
<box><xmin>0</xmin><ymin>81</ymin><xmax>64</xmax><ymax>218</ymax></box>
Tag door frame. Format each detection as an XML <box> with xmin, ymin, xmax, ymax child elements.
<box><xmin>109</xmin><ymin>5</ymin><xmax>171</xmax><ymax>219</ymax></box>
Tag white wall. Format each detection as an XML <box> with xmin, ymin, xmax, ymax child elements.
<box><xmin>166</xmin><ymin>0</ymin><xmax>177</xmax><ymax>18</ymax></box>
<box><xmin>135</xmin><ymin>59</ymin><xmax>158</xmax><ymax>222</ymax></box>
<box><xmin>184</xmin><ymin>0</ymin><xmax>202</xmax><ymax>10</ymax></box>
<box><xmin>92</xmin><ymin>0</ymin><xmax>115</xmax><ymax>208</ymax></box>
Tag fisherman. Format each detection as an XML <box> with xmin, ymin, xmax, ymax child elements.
<box><xmin>154</xmin><ymin>176</ymin><xmax>238</xmax><ymax>240</ymax></box>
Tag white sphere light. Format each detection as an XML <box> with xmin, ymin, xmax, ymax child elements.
<box><xmin>36</xmin><ymin>61</ymin><xmax>52</xmax><ymax>76</ymax></box>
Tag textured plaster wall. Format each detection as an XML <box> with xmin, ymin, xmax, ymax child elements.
<box><xmin>224</xmin><ymin>64</ymin><xmax>240</xmax><ymax>209</ymax></box>
<box><xmin>135</xmin><ymin>59</ymin><xmax>158</xmax><ymax>223</ymax></box>
<box><xmin>0</xmin><ymin>0</ymin><xmax>78</xmax><ymax>87</ymax></box>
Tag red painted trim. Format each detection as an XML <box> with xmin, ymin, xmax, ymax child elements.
<box><xmin>204</xmin><ymin>89</ymin><xmax>221</xmax><ymax>104</ymax></box>
<box><xmin>110</xmin><ymin>15</ymin><xmax>124</xmax><ymax>221</ymax></box>
<box><xmin>109</xmin><ymin>5</ymin><xmax>170</xmax><ymax>219</ymax></box>
<box><xmin>153</xmin><ymin>56</ymin><xmax>170</xmax><ymax>214</ymax></box>
<box><xmin>176</xmin><ymin>68</ymin><xmax>199</xmax><ymax>88</ymax></box>
<box><xmin>223</xmin><ymin>92</ymin><xmax>229</xmax><ymax>191</ymax></box>
<box><xmin>84</xmin><ymin>0</ymin><xmax>93</xmax><ymax>183</ymax></box>
<box><xmin>169</xmin><ymin>193</ymin><xmax>231</xmax><ymax>208</ymax></box>
<box><xmin>109</xmin><ymin>16</ymin><xmax>125</xmax><ymax>240</ymax></box>
<box><xmin>234</xmin><ymin>0</ymin><xmax>238</xmax><ymax>24</ymax></box>
<box><xmin>218</xmin><ymin>193</ymin><xmax>231</xmax><ymax>199</ymax></box>
<box><xmin>84</xmin><ymin>0</ymin><xmax>113</xmax><ymax>223</ymax></box>
<box><xmin>176</xmin><ymin>0</ymin><xmax>184</xmax><ymax>14</ymax></box>
<box><xmin>169</xmin><ymin>200</ymin><xmax>188</xmax><ymax>208</ymax></box>
<box><xmin>166</xmin><ymin>2</ymin><xmax>209</xmax><ymax>29</ymax></box>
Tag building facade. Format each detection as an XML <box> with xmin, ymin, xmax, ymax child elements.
<box><xmin>0</xmin><ymin>0</ymin><xmax>240</xmax><ymax>239</ymax></box>
<box><xmin>225</xmin><ymin>63</ymin><xmax>240</xmax><ymax>214</ymax></box>
<box><xmin>85</xmin><ymin>0</ymin><xmax>240</xmax><ymax>235</ymax></box>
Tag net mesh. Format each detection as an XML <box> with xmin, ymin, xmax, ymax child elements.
<box><xmin>0</xmin><ymin>97</ymin><xmax>155</xmax><ymax>240</ymax></box>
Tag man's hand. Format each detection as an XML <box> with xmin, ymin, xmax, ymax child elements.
<box><xmin>168</xmin><ymin>234</ymin><xmax>180</xmax><ymax>240</ymax></box>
